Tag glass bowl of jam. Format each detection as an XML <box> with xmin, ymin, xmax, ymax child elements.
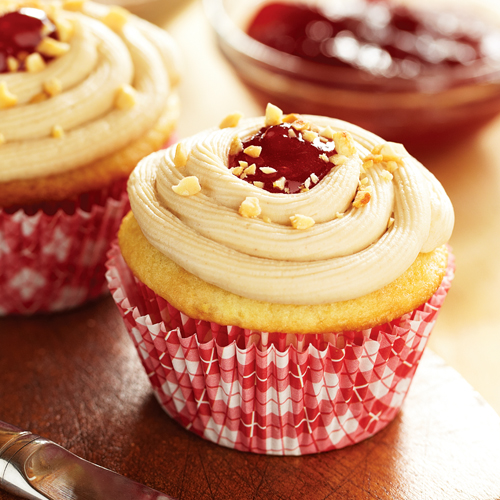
<box><xmin>204</xmin><ymin>0</ymin><xmax>500</xmax><ymax>152</ymax></box>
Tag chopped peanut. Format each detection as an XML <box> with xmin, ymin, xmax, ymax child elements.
<box><xmin>380</xmin><ymin>170</ymin><xmax>393</xmax><ymax>181</ymax></box>
<box><xmin>320</xmin><ymin>126</ymin><xmax>335</xmax><ymax>140</ymax></box>
<box><xmin>291</xmin><ymin>119</ymin><xmax>310</xmax><ymax>131</ymax></box>
<box><xmin>231</xmin><ymin>166</ymin><xmax>244</xmax><ymax>176</ymax></box>
<box><xmin>273</xmin><ymin>177</ymin><xmax>286</xmax><ymax>190</ymax></box>
<box><xmin>37</xmin><ymin>38</ymin><xmax>70</xmax><ymax>57</ymax></box>
<box><xmin>238</xmin><ymin>197</ymin><xmax>262</xmax><ymax>218</ymax></box>
<box><xmin>44</xmin><ymin>78</ymin><xmax>62</xmax><ymax>97</ymax></box>
<box><xmin>63</xmin><ymin>0</ymin><xmax>86</xmax><ymax>11</ymax></box>
<box><xmin>219</xmin><ymin>111</ymin><xmax>243</xmax><ymax>128</ymax></box>
<box><xmin>115</xmin><ymin>83</ymin><xmax>137</xmax><ymax>110</ymax></box>
<box><xmin>385</xmin><ymin>161</ymin><xmax>399</xmax><ymax>173</ymax></box>
<box><xmin>387</xmin><ymin>217</ymin><xmax>395</xmax><ymax>229</ymax></box>
<box><xmin>352</xmin><ymin>189</ymin><xmax>371</xmax><ymax>208</ymax></box>
<box><xmin>290</xmin><ymin>214</ymin><xmax>315</xmax><ymax>230</ymax></box>
<box><xmin>0</xmin><ymin>82</ymin><xmax>17</xmax><ymax>109</ymax></box>
<box><xmin>265</xmin><ymin>103</ymin><xmax>283</xmax><ymax>126</ymax></box>
<box><xmin>253</xmin><ymin>181</ymin><xmax>264</xmax><ymax>189</ymax></box>
<box><xmin>303</xmin><ymin>130</ymin><xmax>318</xmax><ymax>142</ymax></box>
<box><xmin>262</xmin><ymin>215</ymin><xmax>271</xmax><ymax>223</ymax></box>
<box><xmin>101</xmin><ymin>6</ymin><xmax>129</xmax><ymax>31</ymax></box>
<box><xmin>55</xmin><ymin>17</ymin><xmax>74</xmax><ymax>42</ymax></box>
<box><xmin>244</xmin><ymin>163</ymin><xmax>257</xmax><ymax>175</ymax></box>
<box><xmin>288</xmin><ymin>128</ymin><xmax>297</xmax><ymax>138</ymax></box>
<box><xmin>173</xmin><ymin>143</ymin><xmax>188</xmax><ymax>168</ymax></box>
<box><xmin>319</xmin><ymin>153</ymin><xmax>329</xmax><ymax>162</ymax></box>
<box><xmin>51</xmin><ymin>125</ymin><xmax>64</xmax><ymax>139</ymax></box>
<box><xmin>310</xmin><ymin>173</ymin><xmax>319</xmax><ymax>184</ymax></box>
<box><xmin>229</xmin><ymin>135</ymin><xmax>243</xmax><ymax>155</ymax></box>
<box><xmin>238</xmin><ymin>161</ymin><xmax>248</xmax><ymax>168</ymax></box>
<box><xmin>25</xmin><ymin>53</ymin><xmax>46</xmax><ymax>73</ymax></box>
<box><xmin>333</xmin><ymin>131</ymin><xmax>356</xmax><ymax>156</ymax></box>
<box><xmin>6</xmin><ymin>56</ymin><xmax>18</xmax><ymax>72</ymax></box>
<box><xmin>243</xmin><ymin>145</ymin><xmax>262</xmax><ymax>158</ymax></box>
<box><xmin>330</xmin><ymin>154</ymin><xmax>347</xmax><ymax>166</ymax></box>
<box><xmin>260</xmin><ymin>166</ymin><xmax>277</xmax><ymax>174</ymax></box>
<box><xmin>172</xmin><ymin>176</ymin><xmax>201</xmax><ymax>196</ymax></box>
<box><xmin>0</xmin><ymin>133</ymin><xmax>5</xmax><ymax>145</ymax></box>
<box><xmin>283</xmin><ymin>113</ymin><xmax>301</xmax><ymax>123</ymax></box>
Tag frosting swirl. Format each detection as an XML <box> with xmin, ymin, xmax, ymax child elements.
<box><xmin>128</xmin><ymin>114</ymin><xmax>454</xmax><ymax>305</ymax></box>
<box><xmin>0</xmin><ymin>1</ymin><xmax>180</xmax><ymax>182</ymax></box>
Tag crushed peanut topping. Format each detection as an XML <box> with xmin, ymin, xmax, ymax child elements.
<box><xmin>220</xmin><ymin>111</ymin><xmax>243</xmax><ymax>128</ymax></box>
<box><xmin>304</xmin><ymin>177</ymin><xmax>311</xmax><ymax>189</ymax></box>
<box><xmin>229</xmin><ymin>135</ymin><xmax>243</xmax><ymax>155</ymax></box>
<box><xmin>44</xmin><ymin>78</ymin><xmax>62</xmax><ymax>97</ymax></box>
<box><xmin>265</xmin><ymin>103</ymin><xmax>283</xmax><ymax>126</ymax></box>
<box><xmin>380</xmin><ymin>170</ymin><xmax>393</xmax><ymax>181</ymax></box>
<box><xmin>288</xmin><ymin>128</ymin><xmax>297</xmax><ymax>138</ymax></box>
<box><xmin>310</xmin><ymin>173</ymin><xmax>319</xmax><ymax>184</ymax></box>
<box><xmin>173</xmin><ymin>143</ymin><xmax>188</xmax><ymax>168</ymax></box>
<box><xmin>25</xmin><ymin>53</ymin><xmax>45</xmax><ymax>73</ymax></box>
<box><xmin>291</xmin><ymin>119</ymin><xmax>310</xmax><ymax>131</ymax></box>
<box><xmin>51</xmin><ymin>125</ymin><xmax>64</xmax><ymax>139</ymax></box>
<box><xmin>302</xmin><ymin>130</ymin><xmax>318</xmax><ymax>142</ymax></box>
<box><xmin>238</xmin><ymin>197</ymin><xmax>262</xmax><ymax>218</ymax></box>
<box><xmin>62</xmin><ymin>0</ymin><xmax>86</xmax><ymax>11</ymax></box>
<box><xmin>273</xmin><ymin>177</ymin><xmax>286</xmax><ymax>190</ymax></box>
<box><xmin>55</xmin><ymin>17</ymin><xmax>74</xmax><ymax>43</ymax></box>
<box><xmin>172</xmin><ymin>176</ymin><xmax>201</xmax><ymax>196</ymax></box>
<box><xmin>30</xmin><ymin>92</ymin><xmax>48</xmax><ymax>103</ymax></box>
<box><xmin>385</xmin><ymin>161</ymin><xmax>399</xmax><ymax>173</ymax></box>
<box><xmin>336</xmin><ymin>212</ymin><xmax>344</xmax><ymax>218</ymax></box>
<box><xmin>363</xmin><ymin>142</ymin><xmax>408</xmax><ymax>174</ymax></box>
<box><xmin>283</xmin><ymin>113</ymin><xmax>301</xmax><ymax>123</ymax></box>
<box><xmin>0</xmin><ymin>133</ymin><xmax>5</xmax><ymax>146</ymax></box>
<box><xmin>37</xmin><ymin>38</ymin><xmax>70</xmax><ymax>58</ymax></box>
<box><xmin>102</xmin><ymin>6</ymin><xmax>129</xmax><ymax>31</ymax></box>
<box><xmin>0</xmin><ymin>82</ymin><xmax>17</xmax><ymax>109</ymax></box>
<box><xmin>352</xmin><ymin>189</ymin><xmax>372</xmax><ymax>208</ymax></box>
<box><xmin>387</xmin><ymin>217</ymin><xmax>395</xmax><ymax>229</ymax></box>
<box><xmin>330</xmin><ymin>154</ymin><xmax>347</xmax><ymax>166</ymax></box>
<box><xmin>359</xmin><ymin>176</ymin><xmax>369</xmax><ymax>186</ymax></box>
<box><xmin>290</xmin><ymin>214</ymin><xmax>315</xmax><ymax>230</ymax></box>
<box><xmin>244</xmin><ymin>163</ymin><xmax>257</xmax><ymax>175</ymax></box>
<box><xmin>238</xmin><ymin>161</ymin><xmax>248</xmax><ymax>168</ymax></box>
<box><xmin>230</xmin><ymin>166</ymin><xmax>244</xmax><ymax>176</ymax></box>
<box><xmin>115</xmin><ymin>83</ymin><xmax>137</xmax><ymax>110</ymax></box>
<box><xmin>253</xmin><ymin>181</ymin><xmax>264</xmax><ymax>189</ymax></box>
<box><xmin>333</xmin><ymin>131</ymin><xmax>356</xmax><ymax>156</ymax></box>
<box><xmin>262</xmin><ymin>215</ymin><xmax>271</xmax><ymax>223</ymax></box>
<box><xmin>319</xmin><ymin>153</ymin><xmax>329</xmax><ymax>162</ymax></box>
<box><xmin>7</xmin><ymin>56</ymin><xmax>19</xmax><ymax>72</ymax></box>
<box><xmin>260</xmin><ymin>166</ymin><xmax>277</xmax><ymax>174</ymax></box>
<box><xmin>362</xmin><ymin>159</ymin><xmax>374</xmax><ymax>170</ymax></box>
<box><xmin>243</xmin><ymin>145</ymin><xmax>262</xmax><ymax>158</ymax></box>
<box><xmin>320</xmin><ymin>126</ymin><xmax>335</xmax><ymax>140</ymax></box>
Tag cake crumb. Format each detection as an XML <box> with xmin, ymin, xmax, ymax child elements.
<box><xmin>36</xmin><ymin>38</ymin><xmax>70</xmax><ymax>57</ymax></box>
<box><xmin>173</xmin><ymin>143</ymin><xmax>189</xmax><ymax>168</ymax></box>
<box><xmin>7</xmin><ymin>56</ymin><xmax>19</xmax><ymax>72</ymax></box>
<box><xmin>172</xmin><ymin>176</ymin><xmax>201</xmax><ymax>196</ymax></box>
<box><xmin>101</xmin><ymin>6</ymin><xmax>129</xmax><ymax>32</ymax></box>
<box><xmin>0</xmin><ymin>82</ymin><xmax>17</xmax><ymax>109</ymax></box>
<box><xmin>51</xmin><ymin>125</ymin><xmax>64</xmax><ymax>139</ymax></box>
<box><xmin>229</xmin><ymin>135</ymin><xmax>243</xmax><ymax>155</ymax></box>
<box><xmin>238</xmin><ymin>197</ymin><xmax>261</xmax><ymax>218</ymax></box>
<box><xmin>115</xmin><ymin>83</ymin><xmax>137</xmax><ymax>110</ymax></box>
<box><xmin>243</xmin><ymin>145</ymin><xmax>262</xmax><ymax>158</ymax></box>
<box><xmin>290</xmin><ymin>214</ymin><xmax>315</xmax><ymax>230</ymax></box>
<box><xmin>219</xmin><ymin>111</ymin><xmax>243</xmax><ymax>128</ymax></box>
<box><xmin>273</xmin><ymin>177</ymin><xmax>286</xmax><ymax>190</ymax></box>
<box><xmin>44</xmin><ymin>78</ymin><xmax>62</xmax><ymax>96</ymax></box>
<box><xmin>260</xmin><ymin>166</ymin><xmax>277</xmax><ymax>174</ymax></box>
<box><xmin>333</xmin><ymin>131</ymin><xmax>356</xmax><ymax>156</ymax></box>
<box><xmin>265</xmin><ymin>103</ymin><xmax>283</xmax><ymax>126</ymax></box>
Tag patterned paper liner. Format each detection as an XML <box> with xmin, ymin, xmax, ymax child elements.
<box><xmin>106</xmin><ymin>243</ymin><xmax>454</xmax><ymax>455</ymax></box>
<box><xmin>0</xmin><ymin>180</ymin><xmax>130</xmax><ymax>315</ymax></box>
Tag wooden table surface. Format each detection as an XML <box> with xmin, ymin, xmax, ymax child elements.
<box><xmin>1</xmin><ymin>297</ymin><xmax>500</xmax><ymax>500</ymax></box>
<box><xmin>2</xmin><ymin>1</ymin><xmax>500</xmax><ymax>499</ymax></box>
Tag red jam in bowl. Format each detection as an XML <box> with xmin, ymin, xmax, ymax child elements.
<box><xmin>247</xmin><ymin>1</ymin><xmax>498</xmax><ymax>78</ymax></box>
<box><xmin>228</xmin><ymin>120</ymin><xmax>337</xmax><ymax>194</ymax></box>
<box><xmin>0</xmin><ymin>8</ymin><xmax>55</xmax><ymax>73</ymax></box>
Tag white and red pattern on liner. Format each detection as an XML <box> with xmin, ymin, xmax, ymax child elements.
<box><xmin>0</xmin><ymin>181</ymin><xmax>130</xmax><ymax>315</ymax></box>
<box><xmin>106</xmin><ymin>244</ymin><xmax>454</xmax><ymax>455</ymax></box>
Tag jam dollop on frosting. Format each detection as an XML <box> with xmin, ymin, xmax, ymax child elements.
<box><xmin>228</xmin><ymin>122</ymin><xmax>337</xmax><ymax>194</ymax></box>
<box><xmin>247</xmin><ymin>1</ymin><xmax>500</xmax><ymax>78</ymax></box>
<box><xmin>0</xmin><ymin>8</ymin><xmax>55</xmax><ymax>73</ymax></box>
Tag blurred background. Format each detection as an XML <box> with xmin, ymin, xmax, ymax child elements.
<box><xmin>112</xmin><ymin>0</ymin><xmax>500</xmax><ymax>415</ymax></box>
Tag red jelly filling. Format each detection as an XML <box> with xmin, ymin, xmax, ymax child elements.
<box><xmin>0</xmin><ymin>8</ymin><xmax>55</xmax><ymax>73</ymax></box>
<box><xmin>228</xmin><ymin>122</ymin><xmax>337</xmax><ymax>194</ymax></box>
<box><xmin>247</xmin><ymin>1</ymin><xmax>494</xmax><ymax>78</ymax></box>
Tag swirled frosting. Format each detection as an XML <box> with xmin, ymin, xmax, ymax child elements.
<box><xmin>0</xmin><ymin>0</ymin><xmax>180</xmax><ymax>182</ymax></box>
<box><xmin>128</xmin><ymin>114</ymin><xmax>454</xmax><ymax>305</ymax></box>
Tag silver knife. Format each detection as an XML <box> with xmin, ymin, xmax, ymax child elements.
<box><xmin>0</xmin><ymin>421</ymin><xmax>175</xmax><ymax>500</ymax></box>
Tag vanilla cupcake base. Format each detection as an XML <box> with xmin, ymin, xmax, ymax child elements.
<box><xmin>106</xmin><ymin>241</ymin><xmax>454</xmax><ymax>455</ymax></box>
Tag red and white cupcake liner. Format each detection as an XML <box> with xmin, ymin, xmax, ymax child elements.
<box><xmin>106</xmin><ymin>243</ymin><xmax>454</xmax><ymax>455</ymax></box>
<box><xmin>0</xmin><ymin>180</ymin><xmax>130</xmax><ymax>315</ymax></box>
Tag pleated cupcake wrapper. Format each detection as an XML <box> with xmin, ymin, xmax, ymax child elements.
<box><xmin>106</xmin><ymin>243</ymin><xmax>454</xmax><ymax>455</ymax></box>
<box><xmin>0</xmin><ymin>180</ymin><xmax>130</xmax><ymax>315</ymax></box>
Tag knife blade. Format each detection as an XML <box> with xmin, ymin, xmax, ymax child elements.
<box><xmin>0</xmin><ymin>421</ymin><xmax>175</xmax><ymax>500</ymax></box>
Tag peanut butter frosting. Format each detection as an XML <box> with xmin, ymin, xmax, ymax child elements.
<box><xmin>0</xmin><ymin>0</ymin><xmax>180</xmax><ymax>182</ymax></box>
<box><xmin>128</xmin><ymin>113</ymin><xmax>454</xmax><ymax>305</ymax></box>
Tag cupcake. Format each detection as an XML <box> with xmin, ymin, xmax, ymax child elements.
<box><xmin>107</xmin><ymin>104</ymin><xmax>454</xmax><ymax>455</ymax></box>
<box><xmin>0</xmin><ymin>0</ymin><xmax>180</xmax><ymax>314</ymax></box>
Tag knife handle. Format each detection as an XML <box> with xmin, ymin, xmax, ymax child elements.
<box><xmin>0</xmin><ymin>421</ymin><xmax>49</xmax><ymax>500</ymax></box>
